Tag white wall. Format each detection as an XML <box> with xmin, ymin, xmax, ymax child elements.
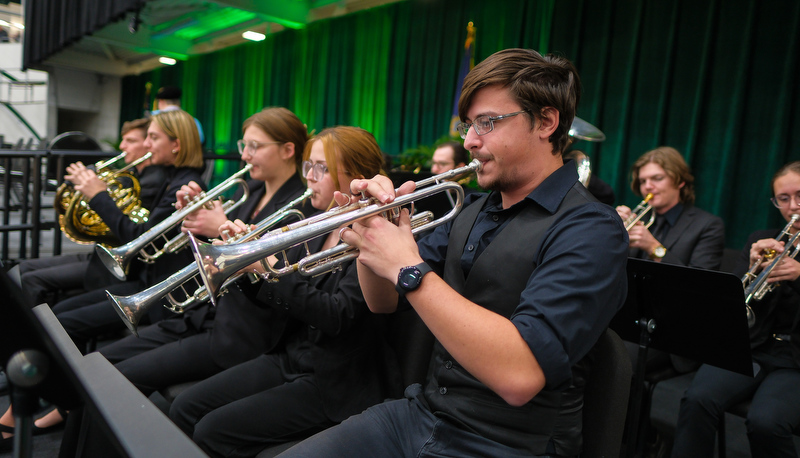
<box><xmin>0</xmin><ymin>41</ymin><xmax>123</xmax><ymax>148</ymax></box>
<box><xmin>0</xmin><ymin>42</ymin><xmax>48</xmax><ymax>146</ymax></box>
<box><xmin>51</xmin><ymin>67</ymin><xmax>122</xmax><ymax>146</ymax></box>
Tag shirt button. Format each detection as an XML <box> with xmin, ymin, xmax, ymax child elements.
<box><xmin>276</xmin><ymin>298</ymin><xmax>282</xmax><ymax>305</ymax></box>
<box><xmin>492</xmin><ymin>215</ymin><xmax>499</xmax><ymax>222</ymax></box>
<box><xmin>467</xmin><ymin>245</ymin><xmax>474</xmax><ymax>251</ymax></box>
<box><xmin>266</xmin><ymin>292</ymin><xmax>274</xmax><ymax>300</ymax></box>
<box><xmin>439</xmin><ymin>387</ymin><xmax>447</xmax><ymax>395</ymax></box>
<box><xmin>444</xmin><ymin>360</ymin><xmax>453</xmax><ymax>369</ymax></box>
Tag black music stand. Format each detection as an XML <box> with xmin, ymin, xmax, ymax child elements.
<box><xmin>0</xmin><ymin>269</ymin><xmax>206</xmax><ymax>457</ymax></box>
<box><xmin>610</xmin><ymin>258</ymin><xmax>752</xmax><ymax>458</ymax></box>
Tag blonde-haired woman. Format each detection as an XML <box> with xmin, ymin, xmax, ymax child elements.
<box><xmin>0</xmin><ymin>110</ymin><xmax>208</xmax><ymax>439</ymax></box>
<box><xmin>168</xmin><ymin>126</ymin><xmax>402</xmax><ymax>457</ymax></box>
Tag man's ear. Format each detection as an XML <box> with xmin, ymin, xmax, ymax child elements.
<box><xmin>537</xmin><ymin>107</ymin><xmax>559</xmax><ymax>139</ymax></box>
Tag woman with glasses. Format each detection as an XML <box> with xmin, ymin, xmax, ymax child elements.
<box><xmin>167</xmin><ymin>125</ymin><xmax>402</xmax><ymax>458</ymax></box>
<box><xmin>93</xmin><ymin>107</ymin><xmax>314</xmax><ymax>395</ymax></box>
<box><xmin>672</xmin><ymin>161</ymin><xmax>800</xmax><ymax>457</ymax></box>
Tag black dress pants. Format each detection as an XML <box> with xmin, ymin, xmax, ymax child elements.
<box><xmin>99</xmin><ymin>322</ymin><xmax>223</xmax><ymax>395</ymax></box>
<box><xmin>169</xmin><ymin>354</ymin><xmax>333</xmax><ymax>458</ymax></box>
<box><xmin>52</xmin><ymin>281</ymin><xmax>142</xmax><ymax>348</ymax></box>
<box><xmin>672</xmin><ymin>343</ymin><xmax>800</xmax><ymax>458</ymax></box>
<box><xmin>18</xmin><ymin>253</ymin><xmax>91</xmax><ymax>306</ymax></box>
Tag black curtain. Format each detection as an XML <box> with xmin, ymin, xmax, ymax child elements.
<box><xmin>23</xmin><ymin>0</ymin><xmax>146</xmax><ymax>70</ymax></box>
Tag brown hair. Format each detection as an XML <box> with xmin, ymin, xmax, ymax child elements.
<box><xmin>151</xmin><ymin>110</ymin><xmax>204</xmax><ymax>168</ymax></box>
<box><xmin>630</xmin><ymin>146</ymin><xmax>695</xmax><ymax>204</ymax></box>
<box><xmin>771</xmin><ymin>161</ymin><xmax>800</xmax><ymax>194</ymax></box>
<box><xmin>435</xmin><ymin>140</ymin><xmax>469</xmax><ymax>166</ymax></box>
<box><xmin>458</xmin><ymin>48</ymin><xmax>581</xmax><ymax>155</ymax></box>
<box><xmin>120</xmin><ymin>117</ymin><xmax>150</xmax><ymax>137</ymax></box>
<box><xmin>242</xmin><ymin>107</ymin><xmax>308</xmax><ymax>171</ymax></box>
<box><xmin>304</xmin><ymin>126</ymin><xmax>386</xmax><ymax>209</ymax></box>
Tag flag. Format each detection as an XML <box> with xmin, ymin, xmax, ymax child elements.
<box><xmin>449</xmin><ymin>22</ymin><xmax>476</xmax><ymax>138</ymax></box>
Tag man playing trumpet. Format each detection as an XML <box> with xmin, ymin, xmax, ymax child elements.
<box><xmin>616</xmin><ymin>146</ymin><xmax>724</xmax><ymax>269</ymax></box>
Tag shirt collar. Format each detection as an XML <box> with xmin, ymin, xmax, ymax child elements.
<box><xmin>660</xmin><ymin>202</ymin><xmax>684</xmax><ymax>227</ymax></box>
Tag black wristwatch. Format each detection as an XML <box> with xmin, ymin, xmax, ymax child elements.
<box><xmin>395</xmin><ymin>262</ymin><xmax>433</xmax><ymax>295</ymax></box>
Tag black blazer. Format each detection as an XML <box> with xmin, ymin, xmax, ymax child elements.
<box><xmin>631</xmin><ymin>205</ymin><xmax>725</xmax><ymax>270</ymax></box>
<box><xmin>88</xmin><ymin>166</ymin><xmax>207</xmax><ymax>285</ymax></box>
<box><xmin>256</xmin><ymin>236</ymin><xmax>404</xmax><ymax>422</ymax></box>
<box><xmin>736</xmin><ymin>229</ymin><xmax>800</xmax><ymax>366</ymax></box>
<box><xmin>158</xmin><ymin>173</ymin><xmax>314</xmax><ymax>368</ymax></box>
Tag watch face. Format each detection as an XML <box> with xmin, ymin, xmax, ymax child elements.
<box><xmin>654</xmin><ymin>246</ymin><xmax>666</xmax><ymax>257</ymax></box>
<box><xmin>400</xmin><ymin>267</ymin><xmax>422</xmax><ymax>289</ymax></box>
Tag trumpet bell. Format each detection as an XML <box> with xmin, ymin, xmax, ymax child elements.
<box><xmin>108</xmin><ymin>290</ymin><xmax>144</xmax><ymax>337</ymax></box>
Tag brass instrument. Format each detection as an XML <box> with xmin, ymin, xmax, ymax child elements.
<box><xmin>623</xmin><ymin>193</ymin><xmax>655</xmax><ymax>231</ymax></box>
<box><xmin>108</xmin><ymin>188</ymin><xmax>312</xmax><ymax>336</ymax></box>
<box><xmin>189</xmin><ymin>160</ymin><xmax>482</xmax><ymax>306</ymax></box>
<box><xmin>741</xmin><ymin>214</ymin><xmax>800</xmax><ymax>327</ymax></box>
<box><xmin>55</xmin><ymin>151</ymin><xmax>127</xmax><ymax>217</ymax></box>
<box><xmin>96</xmin><ymin>164</ymin><xmax>253</xmax><ymax>281</ymax></box>
<box><xmin>58</xmin><ymin>152</ymin><xmax>153</xmax><ymax>246</ymax></box>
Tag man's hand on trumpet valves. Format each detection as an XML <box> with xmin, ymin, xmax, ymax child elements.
<box><xmin>627</xmin><ymin>223</ymin><xmax>660</xmax><ymax>254</ymax></box>
<box><xmin>66</xmin><ymin>162</ymin><xmax>107</xmax><ymax>200</ymax></box>
<box><xmin>615</xmin><ymin>205</ymin><xmax>632</xmax><ymax>222</ymax></box>
<box><xmin>175</xmin><ymin>181</ymin><xmax>205</xmax><ymax>210</ymax></box>
<box><xmin>340</xmin><ymin>205</ymin><xmax>423</xmax><ymax>284</ymax></box>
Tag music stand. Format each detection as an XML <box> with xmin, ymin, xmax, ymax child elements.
<box><xmin>0</xmin><ymin>270</ymin><xmax>205</xmax><ymax>457</ymax></box>
<box><xmin>610</xmin><ymin>258</ymin><xmax>752</xmax><ymax>458</ymax></box>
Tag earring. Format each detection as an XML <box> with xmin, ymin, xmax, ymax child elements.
<box><xmin>172</xmin><ymin>149</ymin><xmax>178</xmax><ymax>154</ymax></box>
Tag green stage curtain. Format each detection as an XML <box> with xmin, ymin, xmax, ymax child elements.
<box><xmin>120</xmin><ymin>0</ymin><xmax>800</xmax><ymax>248</ymax></box>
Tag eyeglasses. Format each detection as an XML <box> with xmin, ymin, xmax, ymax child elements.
<box><xmin>455</xmin><ymin>110</ymin><xmax>528</xmax><ymax>139</ymax></box>
<box><xmin>302</xmin><ymin>161</ymin><xmax>329</xmax><ymax>181</ymax></box>
<box><xmin>771</xmin><ymin>192</ymin><xmax>800</xmax><ymax>208</ymax></box>
<box><xmin>236</xmin><ymin>139</ymin><xmax>282</xmax><ymax>156</ymax></box>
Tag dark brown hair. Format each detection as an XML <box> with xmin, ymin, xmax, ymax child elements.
<box><xmin>458</xmin><ymin>48</ymin><xmax>581</xmax><ymax>155</ymax></box>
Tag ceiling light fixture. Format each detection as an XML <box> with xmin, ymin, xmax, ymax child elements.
<box><xmin>242</xmin><ymin>31</ymin><xmax>266</xmax><ymax>42</ymax></box>
<box><xmin>10</xmin><ymin>22</ymin><xmax>25</xmax><ymax>30</ymax></box>
<box><xmin>159</xmin><ymin>57</ymin><xmax>177</xmax><ymax>65</ymax></box>
<box><xmin>0</xmin><ymin>20</ymin><xmax>9</xmax><ymax>27</ymax></box>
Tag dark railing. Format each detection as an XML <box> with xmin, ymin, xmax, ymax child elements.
<box><xmin>0</xmin><ymin>148</ymin><xmax>241</xmax><ymax>266</ymax></box>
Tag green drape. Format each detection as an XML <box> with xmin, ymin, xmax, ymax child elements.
<box><xmin>120</xmin><ymin>0</ymin><xmax>800</xmax><ymax>249</ymax></box>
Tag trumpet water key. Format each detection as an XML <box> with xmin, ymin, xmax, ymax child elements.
<box><xmin>190</xmin><ymin>160</ymin><xmax>482</xmax><ymax>306</ymax></box>
<box><xmin>96</xmin><ymin>164</ymin><xmax>253</xmax><ymax>281</ymax></box>
<box><xmin>108</xmin><ymin>188</ymin><xmax>312</xmax><ymax>335</ymax></box>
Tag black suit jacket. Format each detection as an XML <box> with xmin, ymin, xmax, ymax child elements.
<box><xmin>736</xmin><ymin>229</ymin><xmax>800</xmax><ymax>367</ymax></box>
<box><xmin>631</xmin><ymin>205</ymin><xmax>726</xmax><ymax>270</ymax></box>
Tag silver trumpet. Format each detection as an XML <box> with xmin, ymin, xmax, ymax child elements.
<box><xmin>108</xmin><ymin>188</ymin><xmax>312</xmax><ymax>336</ymax></box>
<box><xmin>741</xmin><ymin>214</ymin><xmax>800</xmax><ymax>327</ymax></box>
<box><xmin>96</xmin><ymin>164</ymin><xmax>253</xmax><ymax>281</ymax></box>
<box><xmin>190</xmin><ymin>159</ymin><xmax>482</xmax><ymax>306</ymax></box>
<box><xmin>624</xmin><ymin>193</ymin><xmax>655</xmax><ymax>231</ymax></box>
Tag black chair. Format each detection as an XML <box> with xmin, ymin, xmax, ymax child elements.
<box><xmin>583</xmin><ymin>328</ymin><xmax>633</xmax><ymax>457</ymax></box>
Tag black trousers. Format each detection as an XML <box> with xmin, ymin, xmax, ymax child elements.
<box><xmin>169</xmin><ymin>354</ymin><xmax>333</xmax><ymax>458</ymax></box>
<box><xmin>18</xmin><ymin>253</ymin><xmax>91</xmax><ymax>306</ymax></box>
<box><xmin>52</xmin><ymin>281</ymin><xmax>143</xmax><ymax>347</ymax></box>
<box><xmin>672</xmin><ymin>342</ymin><xmax>800</xmax><ymax>458</ymax></box>
<box><xmin>99</xmin><ymin>321</ymin><xmax>223</xmax><ymax>396</ymax></box>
